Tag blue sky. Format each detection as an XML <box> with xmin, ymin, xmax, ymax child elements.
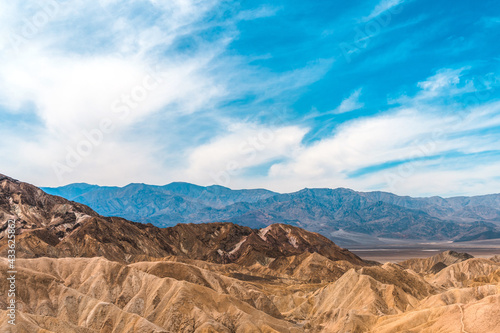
<box><xmin>0</xmin><ymin>0</ymin><xmax>499</xmax><ymax>196</ymax></box>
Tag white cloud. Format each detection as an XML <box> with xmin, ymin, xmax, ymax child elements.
<box><xmin>364</xmin><ymin>0</ymin><xmax>405</xmax><ymax>21</ymax></box>
<box><xmin>332</xmin><ymin>88</ymin><xmax>364</xmax><ymax>114</ymax></box>
<box><xmin>415</xmin><ymin>67</ymin><xmax>473</xmax><ymax>98</ymax></box>
<box><xmin>0</xmin><ymin>0</ymin><xmax>226</xmax><ymax>131</ymax></box>
<box><xmin>0</xmin><ymin>50</ymin><xmax>225</xmax><ymax>134</ymax></box>
<box><xmin>379</xmin><ymin>159</ymin><xmax>500</xmax><ymax>197</ymax></box>
<box><xmin>417</xmin><ymin>69</ymin><xmax>462</xmax><ymax>91</ymax></box>
<box><xmin>0</xmin><ymin>0</ymin><xmax>232</xmax><ymax>186</ymax></box>
<box><xmin>183</xmin><ymin>123</ymin><xmax>307</xmax><ymax>186</ymax></box>
<box><xmin>236</xmin><ymin>5</ymin><xmax>282</xmax><ymax>21</ymax></box>
<box><xmin>269</xmin><ymin>109</ymin><xmax>449</xmax><ymax>178</ymax></box>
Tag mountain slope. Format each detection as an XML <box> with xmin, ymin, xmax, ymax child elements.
<box><xmin>399</xmin><ymin>250</ymin><xmax>474</xmax><ymax>274</ymax></box>
<box><xmin>42</xmin><ymin>182</ymin><xmax>277</xmax><ymax>225</ymax></box>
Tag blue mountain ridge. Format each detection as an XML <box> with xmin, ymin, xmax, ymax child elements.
<box><xmin>42</xmin><ymin>183</ymin><xmax>500</xmax><ymax>245</ymax></box>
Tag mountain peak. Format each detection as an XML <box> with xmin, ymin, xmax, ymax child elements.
<box><xmin>400</xmin><ymin>250</ymin><xmax>475</xmax><ymax>274</ymax></box>
<box><xmin>0</xmin><ymin>173</ymin><xmax>19</xmax><ymax>183</ymax></box>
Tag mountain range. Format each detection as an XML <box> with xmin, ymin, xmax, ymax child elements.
<box><xmin>42</xmin><ymin>182</ymin><xmax>500</xmax><ymax>244</ymax></box>
<box><xmin>1</xmin><ymin>173</ymin><xmax>500</xmax><ymax>332</ymax></box>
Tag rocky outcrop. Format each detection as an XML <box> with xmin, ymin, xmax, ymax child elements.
<box><xmin>400</xmin><ymin>250</ymin><xmax>474</xmax><ymax>274</ymax></box>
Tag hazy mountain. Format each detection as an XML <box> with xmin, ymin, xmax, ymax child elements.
<box><xmin>42</xmin><ymin>182</ymin><xmax>276</xmax><ymax>225</ymax></box>
<box><xmin>42</xmin><ymin>182</ymin><xmax>500</xmax><ymax>243</ymax></box>
<box><xmin>2</xmin><ymin>174</ymin><xmax>500</xmax><ymax>332</ymax></box>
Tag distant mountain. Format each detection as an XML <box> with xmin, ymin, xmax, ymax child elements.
<box><xmin>42</xmin><ymin>182</ymin><xmax>500</xmax><ymax>244</ymax></box>
<box><xmin>42</xmin><ymin>182</ymin><xmax>276</xmax><ymax>224</ymax></box>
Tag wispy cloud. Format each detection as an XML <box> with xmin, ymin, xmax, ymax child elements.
<box><xmin>262</xmin><ymin>68</ymin><xmax>500</xmax><ymax>195</ymax></box>
<box><xmin>417</xmin><ymin>68</ymin><xmax>462</xmax><ymax>91</ymax></box>
<box><xmin>364</xmin><ymin>0</ymin><xmax>405</xmax><ymax>21</ymax></box>
<box><xmin>333</xmin><ymin>88</ymin><xmax>364</xmax><ymax>114</ymax></box>
<box><xmin>183</xmin><ymin>123</ymin><xmax>307</xmax><ymax>186</ymax></box>
<box><xmin>480</xmin><ymin>16</ymin><xmax>500</xmax><ymax>28</ymax></box>
<box><xmin>236</xmin><ymin>5</ymin><xmax>282</xmax><ymax>21</ymax></box>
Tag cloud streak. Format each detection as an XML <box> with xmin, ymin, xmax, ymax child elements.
<box><xmin>263</xmin><ymin>68</ymin><xmax>500</xmax><ymax>196</ymax></box>
<box><xmin>332</xmin><ymin>88</ymin><xmax>364</xmax><ymax>114</ymax></box>
<box><xmin>364</xmin><ymin>0</ymin><xmax>405</xmax><ymax>21</ymax></box>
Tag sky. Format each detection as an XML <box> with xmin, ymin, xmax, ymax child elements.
<box><xmin>0</xmin><ymin>0</ymin><xmax>500</xmax><ymax>197</ymax></box>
